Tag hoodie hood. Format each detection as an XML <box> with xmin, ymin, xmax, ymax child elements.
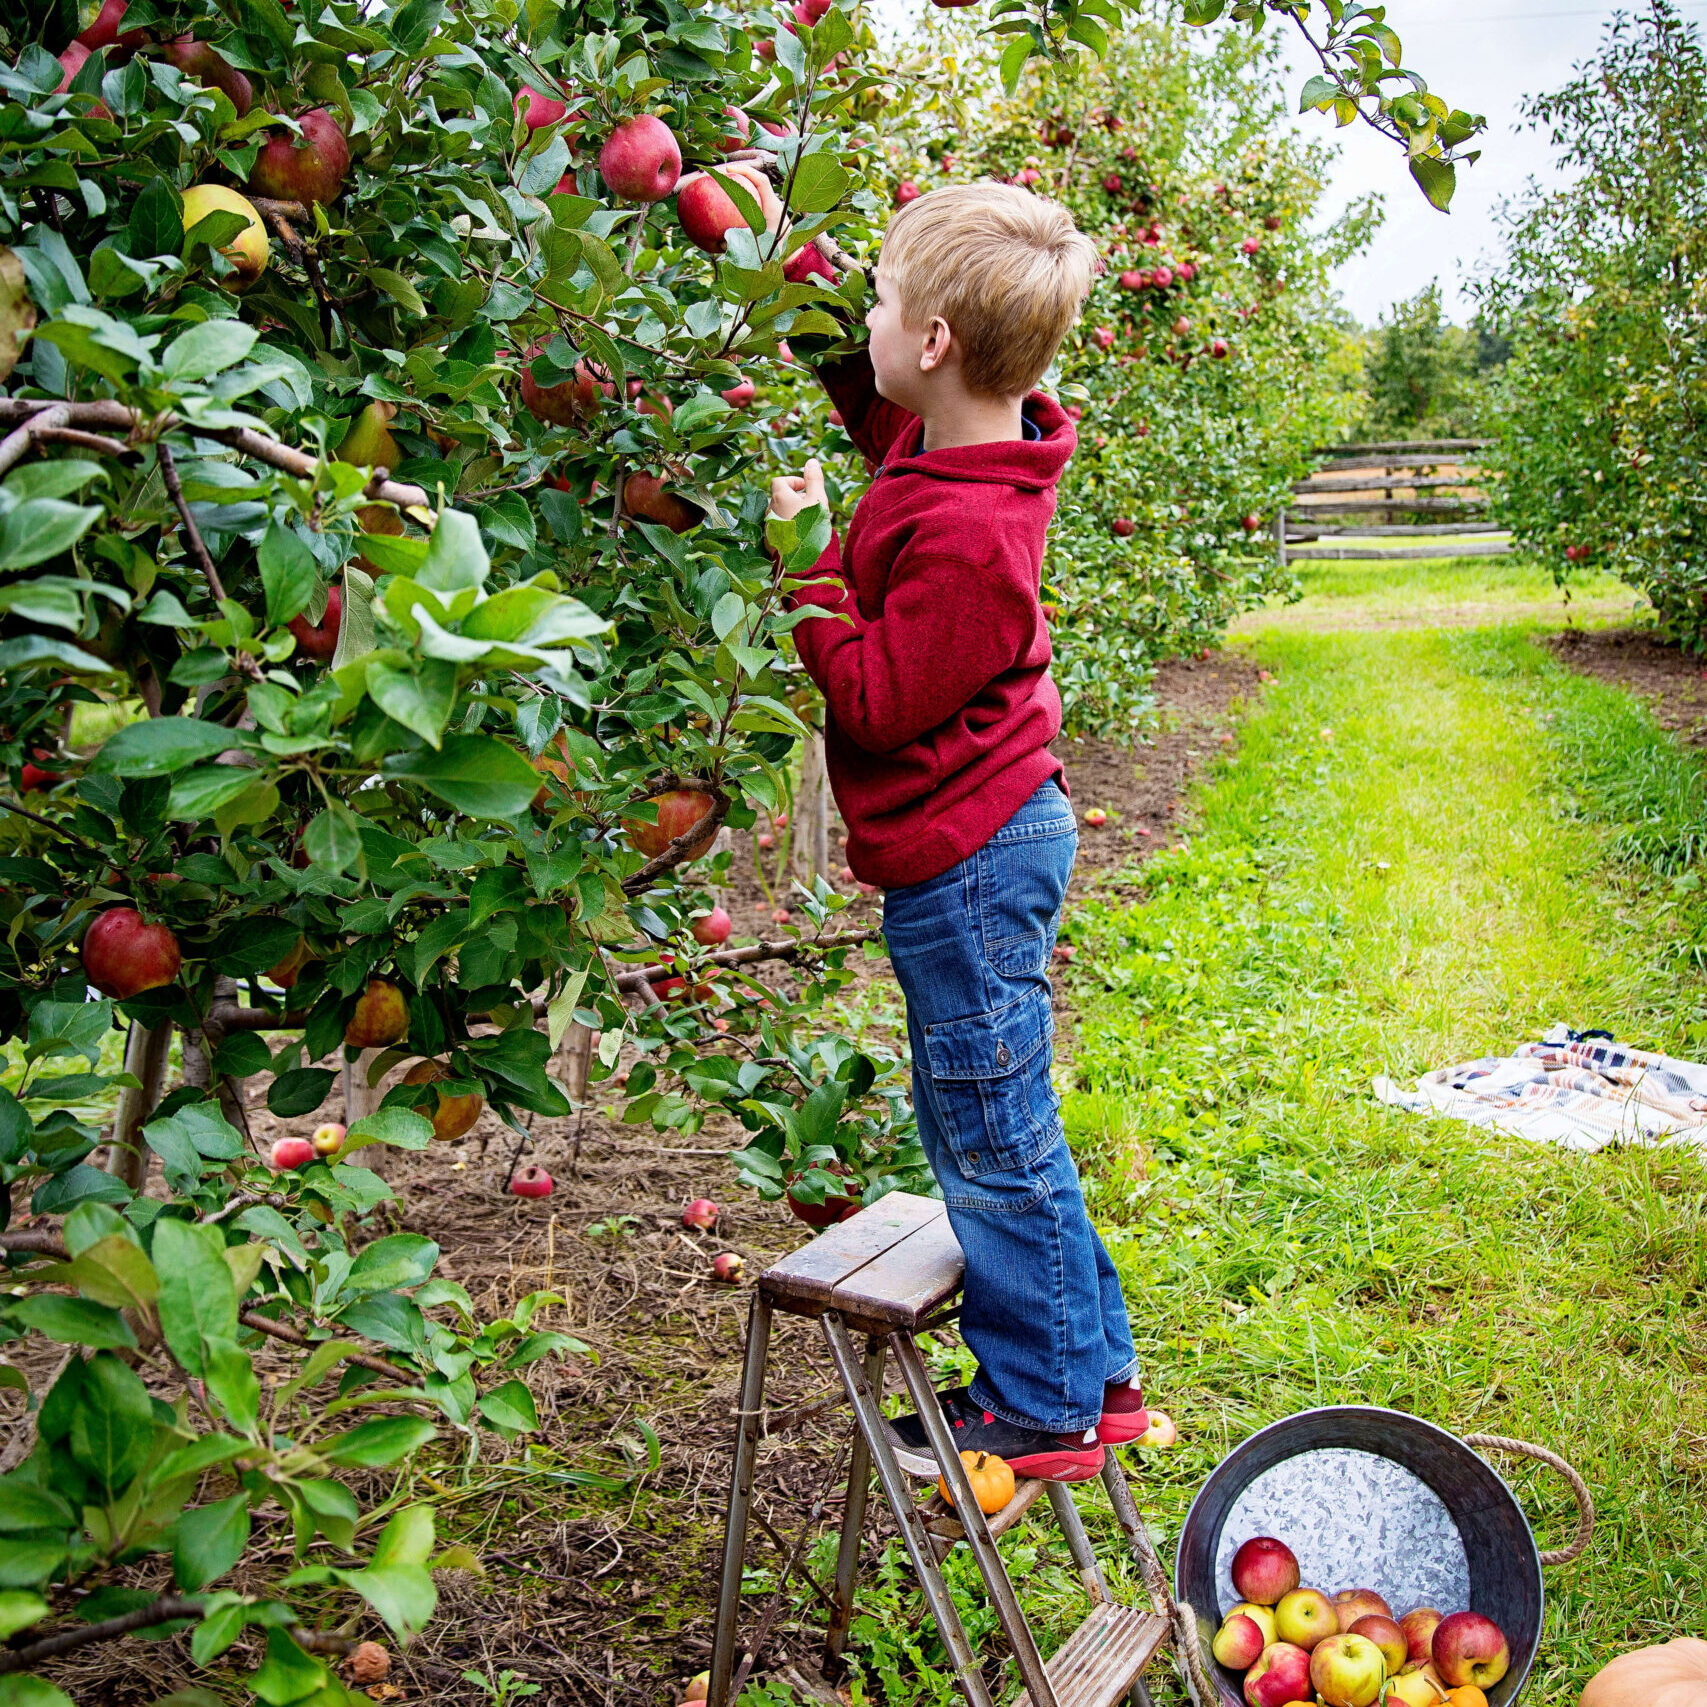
<box><xmin>877</xmin><ymin>390</ymin><xmax>1078</xmax><ymax>490</ymax></box>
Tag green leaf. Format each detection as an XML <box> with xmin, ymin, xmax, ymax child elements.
<box><xmin>173</xmin><ymin>1492</ymin><xmax>250</xmax><ymax>1591</ymax></box>
<box><xmin>789</xmin><ymin>154</ymin><xmax>850</xmax><ymax>215</ymax></box>
<box><xmin>91</xmin><ymin>717</ymin><xmax>240</xmax><ymax>777</ymax></box>
<box><xmin>366</xmin><ymin>267</ymin><xmax>427</xmax><ymax>317</ymax></box>
<box><xmin>12</xmin><ymin>1296</ymin><xmax>136</xmax><ymax>1349</ymax></box>
<box><xmin>189</xmin><ymin>1600</ymin><xmax>246</xmax><ymax>1665</ymax></box>
<box><xmin>0</xmin><ymin>1484</ymin><xmax>73</xmax><ymax>1532</ymax></box>
<box><xmin>167</xmin><ymin>765</ymin><xmax>264</xmax><ymax>823</ymax></box>
<box><xmin>371</xmin><ymin>1504</ymin><xmax>434</xmax><ymax>1567</ymax></box>
<box><xmin>998</xmin><ymin>32</ymin><xmax>1031</xmax><ymax>94</ymax></box>
<box><xmin>152</xmin><ymin>1218</ymin><xmax>238</xmax><ymax>1379</ymax></box>
<box><xmin>0</xmin><ymin>1677</ymin><xmax>76</xmax><ymax>1707</ymax></box>
<box><xmin>250</xmin><ymin>1627</ymin><xmax>326</xmax><ymax>1707</ymax></box>
<box><xmin>0</xmin><ymin>499</ymin><xmax>100</xmax><ymax>570</ymax></box>
<box><xmin>266</xmin><ymin>1068</ymin><xmax>337</xmax><ymax>1119</ymax></box>
<box><xmin>476</xmin><ymin>1377</ymin><xmax>539</xmax><ymax>1434</ymax></box>
<box><xmin>347</xmin><ymin>1232</ymin><xmax>438</xmax><ymax>1292</ymax></box>
<box><xmin>367</xmin><ymin>657</ymin><xmax>456</xmax><ymax>749</ymax></box>
<box><xmin>69</xmin><ymin>1351</ymin><xmax>154</xmax><ymax>1493</ymax></box>
<box><xmin>1408</xmin><ymin>154</ymin><xmax>1457</xmax><ymax>211</ymax></box>
<box><xmin>0</xmin><ymin>1592</ymin><xmax>49</xmax><ymax>1641</ymax></box>
<box><xmin>127</xmin><ymin>177</ymin><xmax>184</xmax><ymax>259</ymax></box>
<box><xmin>416</xmin><ymin>508</ymin><xmax>489</xmax><ymax>593</ymax></box>
<box><xmin>321</xmin><ymin>1415</ymin><xmax>436</xmax><ymax>1468</ymax></box>
<box><xmin>303</xmin><ymin>802</ymin><xmax>362</xmax><ymax>874</ymax></box>
<box><xmin>342</xmin><ymin>1106</ymin><xmax>434</xmax><ymax>1154</ymax></box>
<box><xmin>162</xmin><ymin>320</ymin><xmax>258</xmax><ymax>382</ymax></box>
<box><xmin>382</xmin><ymin>734</ymin><xmax>541</xmax><ymax>818</ymax></box>
<box><xmin>258</xmin><ymin>522</ymin><xmax>318</xmax><ymax>628</ymax></box>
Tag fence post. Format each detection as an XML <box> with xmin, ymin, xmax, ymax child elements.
<box><xmin>794</xmin><ymin>728</ymin><xmax>831</xmax><ymax>884</ymax></box>
<box><xmin>1274</xmin><ymin>505</ymin><xmax>1287</xmax><ymax>572</ymax></box>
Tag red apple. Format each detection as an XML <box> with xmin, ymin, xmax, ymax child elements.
<box><xmin>1111</xmin><ymin>517</ymin><xmax>1135</xmax><ymax>537</ymax></box>
<box><xmin>721</xmin><ymin>378</ymin><xmax>755</xmax><ymax>407</ymax></box>
<box><xmin>626</xmin><ymin>788</ymin><xmax>718</xmax><ymax>860</ymax></box>
<box><xmin>783</xmin><ymin>240</ymin><xmax>836</xmax><ymax>284</ymax></box>
<box><xmin>786</xmin><ymin>1162</ymin><xmax>861</xmax><ymax>1227</ymax></box>
<box><xmin>514</xmin><ymin>83</ymin><xmax>567</xmax><ymax>129</ymax></box>
<box><xmin>311</xmin><ymin>1122</ymin><xmax>346</xmax><ymax>1157</ymax></box>
<box><xmin>1152</xmin><ymin>265</ymin><xmax>1174</xmax><ymax>287</ymax></box>
<box><xmin>1274</xmin><ymin>1589</ymin><xmax>1337</xmax><ymax>1652</ymax></box>
<box><xmin>1398</xmin><ymin>1609</ymin><xmax>1441</xmax><ymax>1668</ymax></box>
<box><xmin>1333</xmin><ymin>1591</ymin><xmax>1392</xmax><ymax>1632</ymax></box>
<box><xmin>1102</xmin><ymin>172</ymin><xmax>1122</xmax><ymax>193</ymax></box>
<box><xmin>599</xmin><ymin>114</ymin><xmax>681</xmax><ymax>202</ymax></box>
<box><xmin>19</xmin><ymin>749</ymin><xmax>60</xmax><ymax>791</ymax></box>
<box><xmin>692</xmin><ymin>906</ymin><xmax>733</xmax><ymax>946</ymax></box>
<box><xmin>682</xmin><ymin>1198</ymin><xmax>720</xmax><ymax>1230</ymax></box>
<box><xmin>677</xmin><ymin>171</ymin><xmax>756</xmax><ymax>253</ymax></box>
<box><xmin>519</xmin><ymin>345</ymin><xmax>605</xmax><ymax>428</ymax></box>
<box><xmin>771</xmin><ymin>906</ymin><xmax>790</xmax><ymax>925</ymax></box>
<box><xmin>1211</xmin><ymin>338</ymin><xmax>1229</xmax><ymax>358</ymax></box>
<box><xmin>894</xmin><ymin>180</ymin><xmax>920</xmax><ymax>206</ymax></box>
<box><xmin>1231</xmin><ymin>1538</ymin><xmax>1300</xmax><ymax>1606</ymax></box>
<box><xmin>1053</xmin><ymin>944</ymin><xmax>1075</xmax><ymax>962</ymax></box>
<box><xmin>270</xmin><ymin>1136</ymin><xmax>315</xmax><ymax>1171</ymax></box>
<box><xmin>1135</xmin><ymin>422</ymin><xmax>1150</xmax><ymax>437</ymax></box>
<box><xmin>288</xmin><ymin>582</ymin><xmax>341</xmax><ymax>660</ymax></box>
<box><xmin>1431</xmin><ymin>1611</ymin><xmax>1509</xmax><ymax>1689</ymax></box>
<box><xmin>161</xmin><ymin>37</ymin><xmax>253</xmax><ymax>116</ymax></box>
<box><xmin>1212</xmin><ymin>1612</ymin><xmax>1267</xmax><ymax>1671</ymax></box>
<box><xmin>83</xmin><ymin>907</ymin><xmax>181</xmax><ymax>999</ymax></box>
<box><xmin>1310</xmin><ymin>1632</ymin><xmax>1387</xmax><ymax>1707</ymax></box>
<box><xmin>1265</xmin><ymin>214</ymin><xmax>1283</xmax><ymax>230</ymax></box>
<box><xmin>839</xmin><ymin>865</ymin><xmax>855</xmax><ymax>883</ymax></box>
<box><xmin>1118</xmin><ymin>270</ymin><xmax>1145</xmax><ymax>290</ymax></box>
<box><xmin>623</xmin><ymin>472</ymin><xmax>702</xmax><ymax>534</ymax></box>
<box><xmin>1242</xmin><ymin>514</ymin><xmax>1262</xmax><ymax>532</ymax></box>
<box><xmin>1348</xmin><ymin>1615</ymin><xmax>1406</xmax><ymax>1676</ymax></box>
<box><xmin>718</xmin><ymin>106</ymin><xmax>751</xmax><ymax>151</ymax></box>
<box><xmin>1172</xmin><ymin>315</ymin><xmax>1191</xmax><ymax>337</ymax></box>
<box><xmin>247</xmin><ymin>108</ymin><xmax>351</xmax><ymax>206</ymax></box>
<box><xmin>1093</xmin><ymin>326</ymin><xmax>1115</xmax><ymax>350</ymax></box>
<box><xmin>1083</xmin><ymin>808</ymin><xmax>1107</xmax><ymax>826</ymax></box>
<box><xmin>76</xmin><ymin>0</ymin><xmax>127</xmax><ymax>48</ymax></box>
<box><xmin>712</xmin><ymin>1252</ymin><xmax>745</xmax><ymax>1282</ymax></box>
<box><xmin>510</xmin><ymin>1163</ymin><xmax>553</xmax><ymax>1198</ymax></box>
<box><xmin>1242</xmin><ymin>235</ymin><xmax>1262</xmax><ymax>255</ymax></box>
<box><xmin>344</xmin><ymin>977</ymin><xmax>408</xmax><ymax>1048</ymax></box>
<box><xmin>1244</xmin><ymin>1642</ymin><xmax>1313</xmax><ymax>1707</ymax></box>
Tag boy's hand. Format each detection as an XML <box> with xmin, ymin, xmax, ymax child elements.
<box><xmin>768</xmin><ymin>458</ymin><xmax>826</xmax><ymax>522</ymax></box>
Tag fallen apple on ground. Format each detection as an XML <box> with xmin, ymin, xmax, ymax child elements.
<box><xmin>1083</xmin><ymin>807</ymin><xmax>1108</xmax><ymax>826</ymax></box>
<box><xmin>682</xmin><ymin>1198</ymin><xmax>719</xmax><ymax>1230</ymax></box>
<box><xmin>1135</xmin><ymin>1409</ymin><xmax>1176</xmax><ymax>1447</ymax></box>
<box><xmin>510</xmin><ymin>1164</ymin><xmax>552</xmax><ymax>1198</ymax></box>
<box><xmin>712</xmin><ymin>1252</ymin><xmax>744</xmax><ymax>1283</ymax></box>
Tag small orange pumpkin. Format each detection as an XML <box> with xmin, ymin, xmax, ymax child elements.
<box><xmin>937</xmin><ymin>1450</ymin><xmax>1015</xmax><ymax>1515</ymax></box>
<box><xmin>1581</xmin><ymin>1638</ymin><xmax>1707</xmax><ymax>1707</ymax></box>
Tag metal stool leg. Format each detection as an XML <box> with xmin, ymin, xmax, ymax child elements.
<box><xmin>1045</xmin><ymin>1481</ymin><xmax>1109</xmax><ymax>1604</ymax></box>
<box><xmin>824</xmin><ymin>1332</ymin><xmax>886</xmax><ymax>1667</ymax></box>
<box><xmin>709</xmin><ymin>1294</ymin><xmax>773</xmax><ymax>1707</ymax></box>
<box><xmin>891</xmin><ymin>1332</ymin><xmax>1060</xmax><ymax>1707</ymax></box>
<box><xmin>1102</xmin><ymin>1451</ymin><xmax>1206</xmax><ymax>1707</ymax></box>
<box><xmin>822</xmin><ymin>1313</ymin><xmax>996</xmax><ymax>1707</ymax></box>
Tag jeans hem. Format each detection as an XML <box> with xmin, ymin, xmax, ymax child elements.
<box><xmin>1105</xmin><ymin>1355</ymin><xmax>1142</xmax><ymax>1388</ymax></box>
<box><xmin>967</xmin><ymin>1375</ymin><xmax>1102</xmax><ymax>1437</ymax></box>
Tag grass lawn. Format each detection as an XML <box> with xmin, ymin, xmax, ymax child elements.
<box><xmin>771</xmin><ymin>554</ymin><xmax>1707</xmax><ymax>1707</ymax></box>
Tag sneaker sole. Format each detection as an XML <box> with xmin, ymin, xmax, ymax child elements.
<box><xmin>885</xmin><ymin>1434</ymin><xmax>1106</xmax><ymax>1484</ymax></box>
<box><xmin>1096</xmin><ymin>1409</ymin><xmax>1151</xmax><ymax>1445</ymax></box>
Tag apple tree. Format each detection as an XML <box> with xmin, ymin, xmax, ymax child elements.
<box><xmin>0</xmin><ymin>0</ymin><xmax>936</xmax><ymax>1688</ymax></box>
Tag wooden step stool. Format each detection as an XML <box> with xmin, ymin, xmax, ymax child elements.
<box><xmin>707</xmin><ymin>1192</ymin><xmax>1179</xmax><ymax>1707</ymax></box>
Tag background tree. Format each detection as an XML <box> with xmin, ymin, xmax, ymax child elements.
<box><xmin>1476</xmin><ymin>0</ymin><xmax>1707</xmax><ymax>638</ymax></box>
<box><xmin>1355</xmin><ymin>281</ymin><xmax>1498</xmax><ymax>440</ymax></box>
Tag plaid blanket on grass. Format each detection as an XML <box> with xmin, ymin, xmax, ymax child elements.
<box><xmin>1373</xmin><ymin>1025</ymin><xmax>1707</xmax><ymax>1152</ymax></box>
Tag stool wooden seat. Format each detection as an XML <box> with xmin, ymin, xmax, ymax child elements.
<box><xmin>710</xmin><ymin>1194</ymin><xmax>1181</xmax><ymax>1707</ymax></box>
<box><xmin>757</xmin><ymin>1190</ymin><xmax>962</xmax><ymax>1331</ymax></box>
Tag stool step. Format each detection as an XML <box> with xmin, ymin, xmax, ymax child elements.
<box><xmin>1009</xmin><ymin>1603</ymin><xmax>1170</xmax><ymax>1707</ymax></box>
<box><xmin>922</xmin><ymin>1475</ymin><xmax>1048</xmax><ymax>1541</ymax></box>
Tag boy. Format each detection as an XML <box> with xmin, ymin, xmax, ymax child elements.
<box><xmin>767</xmin><ymin>183</ymin><xmax>1146</xmax><ymax>1483</ymax></box>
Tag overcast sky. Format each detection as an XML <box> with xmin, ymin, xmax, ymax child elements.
<box><xmin>1280</xmin><ymin>0</ymin><xmax>1707</xmax><ymax>326</ymax></box>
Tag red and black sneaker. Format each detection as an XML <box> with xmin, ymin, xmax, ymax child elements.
<box><xmin>884</xmin><ymin>1386</ymin><xmax>1105</xmax><ymax>1483</ymax></box>
<box><xmin>1097</xmin><ymin>1377</ymin><xmax>1149</xmax><ymax>1445</ymax></box>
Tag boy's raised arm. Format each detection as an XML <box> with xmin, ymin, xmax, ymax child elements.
<box><xmin>811</xmin><ymin>346</ymin><xmax>920</xmax><ymax>470</ymax></box>
<box><xmin>790</xmin><ymin>528</ymin><xmax>1037</xmax><ymax>755</ymax></box>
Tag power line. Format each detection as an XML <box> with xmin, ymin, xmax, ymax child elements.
<box><xmin>1396</xmin><ymin>0</ymin><xmax>1707</xmax><ymax>20</ymax></box>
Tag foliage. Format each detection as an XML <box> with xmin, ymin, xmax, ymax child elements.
<box><xmin>1353</xmin><ymin>282</ymin><xmax>1499</xmax><ymax>441</ymax></box>
<box><xmin>1477</xmin><ymin>0</ymin><xmax>1707</xmax><ymax>645</ymax></box>
<box><xmin>874</xmin><ymin>14</ymin><xmax>1370</xmax><ymax>734</ymax></box>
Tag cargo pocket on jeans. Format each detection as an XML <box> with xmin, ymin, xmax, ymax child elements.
<box><xmin>921</xmin><ymin>985</ymin><xmax>1058</xmax><ymax>1179</ymax></box>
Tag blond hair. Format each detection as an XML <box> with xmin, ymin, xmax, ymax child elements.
<box><xmin>878</xmin><ymin>182</ymin><xmax>1100</xmax><ymax>397</ymax></box>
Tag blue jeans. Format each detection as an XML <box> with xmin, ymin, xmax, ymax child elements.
<box><xmin>882</xmin><ymin>780</ymin><xmax>1139</xmax><ymax>1434</ymax></box>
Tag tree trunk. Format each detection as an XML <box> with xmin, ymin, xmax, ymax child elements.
<box><xmin>561</xmin><ymin>1023</ymin><xmax>595</xmax><ymax>1105</ymax></box>
<box><xmin>794</xmin><ymin>729</ymin><xmax>831</xmax><ymax>884</ymax></box>
<box><xmin>182</xmin><ymin>978</ymin><xmax>252</xmax><ymax>1140</ymax></box>
<box><xmin>102</xmin><ymin>1021</ymin><xmax>172</xmax><ymax>1192</ymax></box>
<box><xmin>343</xmin><ymin>1049</ymin><xmax>380</xmax><ymax>1125</ymax></box>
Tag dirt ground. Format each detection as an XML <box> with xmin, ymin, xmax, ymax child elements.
<box><xmin>1548</xmin><ymin>626</ymin><xmax>1707</xmax><ymax>745</ymax></box>
<box><xmin>36</xmin><ymin>652</ymin><xmax>1265</xmax><ymax>1707</ymax></box>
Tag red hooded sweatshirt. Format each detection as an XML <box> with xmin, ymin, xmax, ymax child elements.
<box><xmin>788</xmin><ymin>350</ymin><xmax>1072</xmax><ymax>889</ymax></box>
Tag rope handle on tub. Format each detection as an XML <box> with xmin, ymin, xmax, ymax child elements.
<box><xmin>1463</xmin><ymin>1432</ymin><xmax>1595</xmax><ymax>1566</ymax></box>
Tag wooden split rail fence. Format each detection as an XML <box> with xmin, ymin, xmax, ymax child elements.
<box><xmin>1275</xmin><ymin>438</ymin><xmax>1511</xmax><ymax>564</ymax></box>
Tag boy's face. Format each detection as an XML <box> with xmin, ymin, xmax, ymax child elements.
<box><xmin>866</xmin><ymin>264</ymin><xmax>939</xmax><ymax>411</ymax></box>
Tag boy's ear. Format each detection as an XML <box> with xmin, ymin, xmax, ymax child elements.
<box><xmin>917</xmin><ymin>314</ymin><xmax>954</xmax><ymax>373</ymax></box>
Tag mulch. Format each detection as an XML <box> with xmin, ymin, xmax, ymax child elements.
<box><xmin>1547</xmin><ymin>627</ymin><xmax>1707</xmax><ymax>745</ymax></box>
<box><xmin>29</xmin><ymin>651</ymin><xmax>1266</xmax><ymax>1707</ymax></box>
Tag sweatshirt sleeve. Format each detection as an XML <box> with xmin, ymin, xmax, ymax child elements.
<box><xmin>788</xmin><ymin>527</ymin><xmax>1036</xmax><ymax>756</ymax></box>
<box><xmin>812</xmin><ymin>347</ymin><xmax>918</xmax><ymax>470</ymax></box>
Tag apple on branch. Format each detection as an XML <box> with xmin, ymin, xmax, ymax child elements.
<box><xmin>247</xmin><ymin>108</ymin><xmax>351</xmax><ymax>206</ymax></box>
<box><xmin>82</xmin><ymin>907</ymin><xmax>181</xmax><ymax>999</ymax></box>
<box><xmin>182</xmin><ymin>184</ymin><xmax>269</xmax><ymax>289</ymax></box>
<box><xmin>599</xmin><ymin>114</ymin><xmax>682</xmax><ymax>202</ymax></box>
